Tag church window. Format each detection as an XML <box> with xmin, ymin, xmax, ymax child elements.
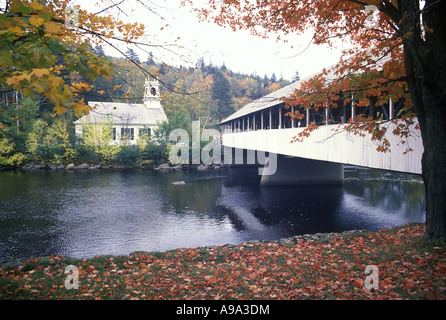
<box><xmin>121</xmin><ymin>128</ymin><xmax>134</xmax><ymax>140</ymax></box>
<box><xmin>139</xmin><ymin>128</ymin><xmax>151</xmax><ymax>137</ymax></box>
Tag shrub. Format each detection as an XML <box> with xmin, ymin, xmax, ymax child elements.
<box><xmin>0</xmin><ymin>138</ymin><xmax>26</xmax><ymax>168</ymax></box>
<box><xmin>117</xmin><ymin>145</ymin><xmax>140</xmax><ymax>165</ymax></box>
<box><xmin>80</xmin><ymin>120</ymin><xmax>119</xmax><ymax>164</ymax></box>
<box><xmin>144</xmin><ymin>141</ymin><xmax>168</xmax><ymax>165</ymax></box>
<box><xmin>74</xmin><ymin>143</ymin><xmax>100</xmax><ymax>164</ymax></box>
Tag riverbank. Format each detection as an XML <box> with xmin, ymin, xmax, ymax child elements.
<box><xmin>16</xmin><ymin>162</ymin><xmax>225</xmax><ymax>172</ymax></box>
<box><xmin>1</xmin><ymin>223</ymin><xmax>445</xmax><ymax>300</ymax></box>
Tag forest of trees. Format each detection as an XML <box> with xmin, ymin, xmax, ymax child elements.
<box><xmin>0</xmin><ymin>46</ymin><xmax>291</xmax><ymax>168</ymax></box>
<box><xmin>90</xmin><ymin>48</ymin><xmax>291</xmax><ymax>123</ymax></box>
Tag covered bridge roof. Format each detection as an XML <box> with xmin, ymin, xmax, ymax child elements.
<box><xmin>220</xmin><ymin>80</ymin><xmax>303</xmax><ymax>124</ymax></box>
<box><xmin>220</xmin><ymin>53</ymin><xmax>391</xmax><ymax>125</ymax></box>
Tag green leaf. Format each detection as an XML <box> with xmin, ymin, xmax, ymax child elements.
<box><xmin>14</xmin><ymin>3</ymin><xmax>32</xmax><ymax>15</ymax></box>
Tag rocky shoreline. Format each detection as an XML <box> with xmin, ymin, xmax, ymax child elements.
<box><xmin>128</xmin><ymin>228</ymin><xmax>367</xmax><ymax>259</ymax></box>
<box><xmin>16</xmin><ymin>162</ymin><xmax>225</xmax><ymax>172</ymax></box>
<box><xmin>1</xmin><ymin>227</ymin><xmax>367</xmax><ymax>267</ymax></box>
<box><xmin>195</xmin><ymin>228</ymin><xmax>365</xmax><ymax>251</ymax></box>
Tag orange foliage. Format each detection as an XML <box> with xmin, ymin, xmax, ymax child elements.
<box><xmin>184</xmin><ymin>0</ymin><xmax>417</xmax><ymax>151</ymax></box>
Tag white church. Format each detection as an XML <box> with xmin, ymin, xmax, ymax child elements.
<box><xmin>74</xmin><ymin>77</ymin><xmax>168</xmax><ymax>145</ymax></box>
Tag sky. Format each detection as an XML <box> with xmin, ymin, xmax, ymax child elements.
<box><xmin>74</xmin><ymin>0</ymin><xmax>345</xmax><ymax>81</ymax></box>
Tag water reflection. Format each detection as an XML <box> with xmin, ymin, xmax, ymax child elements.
<box><xmin>0</xmin><ymin>166</ymin><xmax>425</xmax><ymax>261</ymax></box>
<box><xmin>337</xmin><ymin>166</ymin><xmax>425</xmax><ymax>231</ymax></box>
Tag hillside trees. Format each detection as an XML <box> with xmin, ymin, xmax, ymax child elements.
<box><xmin>211</xmin><ymin>70</ymin><xmax>234</xmax><ymax>122</ymax></box>
<box><xmin>160</xmin><ymin>67</ymin><xmax>213</xmax><ymax>120</ymax></box>
<box><xmin>156</xmin><ymin>62</ymin><xmax>289</xmax><ymax>124</ymax></box>
<box><xmin>0</xmin><ymin>0</ymin><xmax>290</xmax><ymax>168</ymax></box>
<box><xmin>0</xmin><ymin>0</ymin><xmax>289</xmax><ymax>125</ymax></box>
<box><xmin>186</xmin><ymin>0</ymin><xmax>446</xmax><ymax>242</ymax></box>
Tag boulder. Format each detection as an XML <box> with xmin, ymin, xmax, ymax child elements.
<box><xmin>65</xmin><ymin>163</ymin><xmax>75</xmax><ymax>170</ymax></box>
<box><xmin>197</xmin><ymin>164</ymin><xmax>209</xmax><ymax>171</ymax></box>
<box><xmin>154</xmin><ymin>163</ymin><xmax>171</xmax><ymax>171</ymax></box>
<box><xmin>76</xmin><ymin>163</ymin><xmax>90</xmax><ymax>169</ymax></box>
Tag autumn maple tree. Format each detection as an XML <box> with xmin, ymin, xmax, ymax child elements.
<box><xmin>186</xmin><ymin>0</ymin><xmax>446</xmax><ymax>242</ymax></box>
<box><xmin>0</xmin><ymin>0</ymin><xmax>145</xmax><ymax>119</ymax></box>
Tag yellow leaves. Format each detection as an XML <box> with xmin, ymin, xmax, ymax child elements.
<box><xmin>98</xmin><ymin>90</ymin><xmax>105</xmax><ymax>95</ymax></box>
<box><xmin>5</xmin><ymin>67</ymin><xmax>93</xmax><ymax>117</ymax></box>
<box><xmin>44</xmin><ymin>21</ymin><xmax>60</xmax><ymax>34</ymax></box>
<box><xmin>53</xmin><ymin>106</ymin><xmax>67</xmax><ymax>115</ymax></box>
<box><xmin>50</xmin><ymin>64</ymin><xmax>65</xmax><ymax>75</ymax></box>
<box><xmin>29</xmin><ymin>1</ymin><xmax>45</xmax><ymax>11</ymax></box>
<box><xmin>31</xmin><ymin>68</ymin><xmax>50</xmax><ymax>78</ymax></box>
<box><xmin>6</xmin><ymin>74</ymin><xmax>30</xmax><ymax>87</ymax></box>
<box><xmin>88</xmin><ymin>60</ymin><xmax>114</xmax><ymax>80</ymax></box>
<box><xmin>5</xmin><ymin>26</ymin><xmax>24</xmax><ymax>36</ymax></box>
<box><xmin>71</xmin><ymin>82</ymin><xmax>92</xmax><ymax>93</ymax></box>
<box><xmin>112</xmin><ymin>84</ymin><xmax>121</xmax><ymax>91</ymax></box>
<box><xmin>7</xmin><ymin>69</ymin><xmax>51</xmax><ymax>88</ymax></box>
<box><xmin>71</xmin><ymin>99</ymin><xmax>91</xmax><ymax>116</ymax></box>
<box><xmin>29</xmin><ymin>16</ymin><xmax>45</xmax><ymax>27</ymax></box>
<box><xmin>0</xmin><ymin>0</ymin><xmax>141</xmax><ymax>119</ymax></box>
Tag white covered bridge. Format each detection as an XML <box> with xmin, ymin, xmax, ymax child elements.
<box><xmin>219</xmin><ymin>75</ymin><xmax>423</xmax><ymax>186</ymax></box>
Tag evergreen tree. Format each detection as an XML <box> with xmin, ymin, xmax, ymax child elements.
<box><xmin>271</xmin><ymin>73</ymin><xmax>277</xmax><ymax>83</ymax></box>
<box><xmin>146</xmin><ymin>52</ymin><xmax>156</xmax><ymax>67</ymax></box>
<box><xmin>292</xmin><ymin>71</ymin><xmax>301</xmax><ymax>82</ymax></box>
<box><xmin>196</xmin><ymin>57</ymin><xmax>205</xmax><ymax>70</ymax></box>
<box><xmin>93</xmin><ymin>45</ymin><xmax>106</xmax><ymax>58</ymax></box>
<box><xmin>125</xmin><ymin>48</ymin><xmax>141</xmax><ymax>65</ymax></box>
<box><xmin>211</xmin><ymin>71</ymin><xmax>234</xmax><ymax>122</ymax></box>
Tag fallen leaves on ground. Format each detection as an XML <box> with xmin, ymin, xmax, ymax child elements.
<box><xmin>1</xmin><ymin>223</ymin><xmax>445</xmax><ymax>300</ymax></box>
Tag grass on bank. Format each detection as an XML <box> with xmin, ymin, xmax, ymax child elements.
<box><xmin>1</xmin><ymin>223</ymin><xmax>445</xmax><ymax>300</ymax></box>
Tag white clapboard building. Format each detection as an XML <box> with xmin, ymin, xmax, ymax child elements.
<box><xmin>75</xmin><ymin>77</ymin><xmax>167</xmax><ymax>145</ymax></box>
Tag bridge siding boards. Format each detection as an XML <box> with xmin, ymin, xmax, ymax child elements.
<box><xmin>220</xmin><ymin>61</ymin><xmax>423</xmax><ymax>176</ymax></box>
<box><xmin>222</xmin><ymin>123</ymin><xmax>423</xmax><ymax>174</ymax></box>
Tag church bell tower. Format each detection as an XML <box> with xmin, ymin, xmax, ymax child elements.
<box><xmin>143</xmin><ymin>76</ymin><xmax>162</xmax><ymax>109</ymax></box>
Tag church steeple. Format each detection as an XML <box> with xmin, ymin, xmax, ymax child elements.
<box><xmin>143</xmin><ymin>76</ymin><xmax>161</xmax><ymax>108</ymax></box>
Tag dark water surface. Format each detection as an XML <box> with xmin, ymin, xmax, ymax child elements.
<box><xmin>0</xmin><ymin>166</ymin><xmax>425</xmax><ymax>261</ymax></box>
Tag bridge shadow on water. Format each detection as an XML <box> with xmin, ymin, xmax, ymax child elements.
<box><xmin>220</xmin><ymin>165</ymin><xmax>425</xmax><ymax>240</ymax></box>
<box><xmin>221</xmin><ymin>166</ymin><xmax>345</xmax><ymax>239</ymax></box>
<box><xmin>256</xmin><ymin>185</ymin><xmax>345</xmax><ymax>235</ymax></box>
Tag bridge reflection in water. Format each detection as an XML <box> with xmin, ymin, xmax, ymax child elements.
<box><xmin>221</xmin><ymin>165</ymin><xmax>425</xmax><ymax>238</ymax></box>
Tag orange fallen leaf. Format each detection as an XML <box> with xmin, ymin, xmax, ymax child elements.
<box><xmin>354</xmin><ymin>278</ymin><xmax>364</xmax><ymax>288</ymax></box>
<box><xmin>205</xmin><ymin>275</ymin><xmax>217</xmax><ymax>284</ymax></box>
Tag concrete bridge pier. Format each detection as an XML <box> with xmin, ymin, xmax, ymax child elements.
<box><xmin>260</xmin><ymin>155</ymin><xmax>344</xmax><ymax>186</ymax></box>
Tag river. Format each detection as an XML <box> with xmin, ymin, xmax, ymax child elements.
<box><xmin>0</xmin><ymin>165</ymin><xmax>425</xmax><ymax>261</ymax></box>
